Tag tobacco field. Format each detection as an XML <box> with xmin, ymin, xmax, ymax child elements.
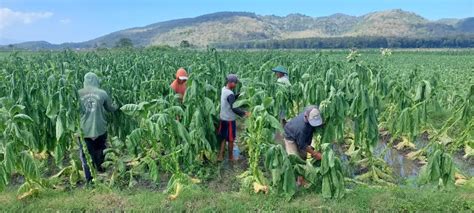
<box><xmin>0</xmin><ymin>48</ymin><xmax>473</xmax><ymax>205</ymax></box>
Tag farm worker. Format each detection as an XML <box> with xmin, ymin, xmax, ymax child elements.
<box><xmin>217</xmin><ymin>74</ymin><xmax>250</xmax><ymax>161</ymax></box>
<box><xmin>79</xmin><ymin>72</ymin><xmax>118</xmax><ymax>174</ymax></box>
<box><xmin>170</xmin><ymin>68</ymin><xmax>188</xmax><ymax>100</ymax></box>
<box><xmin>272</xmin><ymin>65</ymin><xmax>291</xmax><ymax>125</ymax></box>
<box><xmin>284</xmin><ymin>105</ymin><xmax>323</xmax><ymax>185</ymax></box>
<box><xmin>272</xmin><ymin>65</ymin><xmax>291</xmax><ymax>86</ymax></box>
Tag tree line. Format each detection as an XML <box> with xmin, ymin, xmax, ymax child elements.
<box><xmin>214</xmin><ymin>35</ymin><xmax>474</xmax><ymax>49</ymax></box>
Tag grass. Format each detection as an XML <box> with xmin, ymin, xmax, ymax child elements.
<box><xmin>1</xmin><ymin>184</ymin><xmax>473</xmax><ymax>211</ymax></box>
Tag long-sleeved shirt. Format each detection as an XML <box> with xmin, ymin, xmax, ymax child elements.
<box><xmin>170</xmin><ymin>68</ymin><xmax>188</xmax><ymax>99</ymax></box>
<box><xmin>227</xmin><ymin>93</ymin><xmax>246</xmax><ymax>117</ymax></box>
<box><xmin>283</xmin><ymin>106</ymin><xmax>320</xmax><ymax>151</ymax></box>
<box><xmin>79</xmin><ymin>72</ymin><xmax>118</xmax><ymax>138</ymax></box>
<box><xmin>170</xmin><ymin>80</ymin><xmax>186</xmax><ymax>99</ymax></box>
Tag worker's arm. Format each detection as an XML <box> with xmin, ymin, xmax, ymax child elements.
<box><xmin>79</xmin><ymin>97</ymin><xmax>85</xmax><ymax>114</ymax></box>
<box><xmin>104</xmin><ymin>93</ymin><xmax>118</xmax><ymax>112</ymax></box>
<box><xmin>305</xmin><ymin>146</ymin><xmax>322</xmax><ymax>160</ymax></box>
<box><xmin>227</xmin><ymin>94</ymin><xmax>246</xmax><ymax>117</ymax></box>
<box><xmin>298</xmin><ymin>131</ymin><xmax>321</xmax><ymax>160</ymax></box>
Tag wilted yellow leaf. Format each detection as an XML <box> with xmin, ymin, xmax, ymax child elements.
<box><xmin>168</xmin><ymin>183</ymin><xmax>182</xmax><ymax>200</ymax></box>
<box><xmin>463</xmin><ymin>145</ymin><xmax>474</xmax><ymax>159</ymax></box>
<box><xmin>17</xmin><ymin>188</ymin><xmax>39</xmax><ymax>200</ymax></box>
<box><xmin>406</xmin><ymin>150</ymin><xmax>426</xmax><ymax>162</ymax></box>
<box><xmin>253</xmin><ymin>182</ymin><xmax>269</xmax><ymax>194</ymax></box>
<box><xmin>190</xmin><ymin>178</ymin><xmax>201</xmax><ymax>184</ymax></box>
<box><xmin>455</xmin><ymin>179</ymin><xmax>467</xmax><ymax>186</ymax></box>
<box><xmin>395</xmin><ymin>137</ymin><xmax>416</xmax><ymax>150</ymax></box>
<box><xmin>438</xmin><ymin>133</ymin><xmax>453</xmax><ymax>145</ymax></box>
<box><xmin>455</xmin><ymin>172</ymin><xmax>466</xmax><ymax>180</ymax></box>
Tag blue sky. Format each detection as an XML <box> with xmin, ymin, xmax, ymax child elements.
<box><xmin>0</xmin><ymin>0</ymin><xmax>473</xmax><ymax>44</ymax></box>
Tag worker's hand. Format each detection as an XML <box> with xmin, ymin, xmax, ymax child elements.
<box><xmin>311</xmin><ymin>152</ymin><xmax>322</xmax><ymax>160</ymax></box>
<box><xmin>245</xmin><ymin>112</ymin><xmax>251</xmax><ymax>117</ymax></box>
<box><xmin>237</xmin><ymin>92</ymin><xmax>245</xmax><ymax>98</ymax></box>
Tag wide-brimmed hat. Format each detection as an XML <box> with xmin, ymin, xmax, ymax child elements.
<box><xmin>307</xmin><ymin>107</ymin><xmax>323</xmax><ymax>127</ymax></box>
<box><xmin>272</xmin><ymin>65</ymin><xmax>288</xmax><ymax>75</ymax></box>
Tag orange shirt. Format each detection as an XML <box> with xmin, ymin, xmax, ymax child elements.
<box><xmin>171</xmin><ymin>80</ymin><xmax>186</xmax><ymax>98</ymax></box>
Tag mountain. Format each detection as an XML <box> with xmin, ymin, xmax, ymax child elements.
<box><xmin>456</xmin><ymin>18</ymin><xmax>474</xmax><ymax>33</ymax></box>
<box><xmin>351</xmin><ymin>9</ymin><xmax>427</xmax><ymax>37</ymax></box>
<box><xmin>435</xmin><ymin>18</ymin><xmax>460</xmax><ymax>26</ymax></box>
<box><xmin>4</xmin><ymin>41</ymin><xmax>57</xmax><ymax>50</ymax></box>
<box><xmin>3</xmin><ymin>9</ymin><xmax>473</xmax><ymax>49</ymax></box>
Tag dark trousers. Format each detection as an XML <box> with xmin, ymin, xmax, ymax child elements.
<box><xmin>84</xmin><ymin>133</ymin><xmax>107</xmax><ymax>172</ymax></box>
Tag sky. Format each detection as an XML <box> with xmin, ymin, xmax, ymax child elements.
<box><xmin>0</xmin><ymin>0</ymin><xmax>473</xmax><ymax>44</ymax></box>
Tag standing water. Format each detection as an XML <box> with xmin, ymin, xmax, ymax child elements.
<box><xmin>274</xmin><ymin>131</ymin><xmax>473</xmax><ymax>180</ymax></box>
<box><xmin>374</xmin><ymin>141</ymin><xmax>421</xmax><ymax>180</ymax></box>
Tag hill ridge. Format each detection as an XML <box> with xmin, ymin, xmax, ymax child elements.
<box><xmin>3</xmin><ymin>9</ymin><xmax>473</xmax><ymax>49</ymax></box>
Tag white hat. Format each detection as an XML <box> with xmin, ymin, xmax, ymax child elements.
<box><xmin>307</xmin><ymin>108</ymin><xmax>323</xmax><ymax>127</ymax></box>
<box><xmin>178</xmin><ymin>76</ymin><xmax>188</xmax><ymax>80</ymax></box>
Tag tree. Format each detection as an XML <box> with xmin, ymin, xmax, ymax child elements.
<box><xmin>179</xmin><ymin>40</ymin><xmax>191</xmax><ymax>48</ymax></box>
<box><xmin>115</xmin><ymin>38</ymin><xmax>133</xmax><ymax>48</ymax></box>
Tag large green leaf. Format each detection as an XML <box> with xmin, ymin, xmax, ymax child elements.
<box><xmin>20</xmin><ymin>152</ymin><xmax>39</xmax><ymax>180</ymax></box>
<box><xmin>55</xmin><ymin>117</ymin><xmax>64</xmax><ymax>142</ymax></box>
<box><xmin>13</xmin><ymin>114</ymin><xmax>34</xmax><ymax>124</ymax></box>
<box><xmin>233</xmin><ymin>99</ymin><xmax>249</xmax><ymax>108</ymax></box>
<box><xmin>322</xmin><ymin>176</ymin><xmax>331</xmax><ymax>199</ymax></box>
<box><xmin>9</xmin><ymin>105</ymin><xmax>25</xmax><ymax>115</ymax></box>
<box><xmin>0</xmin><ymin>165</ymin><xmax>8</xmax><ymax>191</ymax></box>
<box><xmin>120</xmin><ymin>104</ymin><xmax>143</xmax><ymax>116</ymax></box>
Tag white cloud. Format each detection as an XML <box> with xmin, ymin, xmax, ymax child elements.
<box><xmin>59</xmin><ymin>18</ymin><xmax>71</xmax><ymax>24</ymax></box>
<box><xmin>0</xmin><ymin>8</ymin><xmax>53</xmax><ymax>29</ymax></box>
